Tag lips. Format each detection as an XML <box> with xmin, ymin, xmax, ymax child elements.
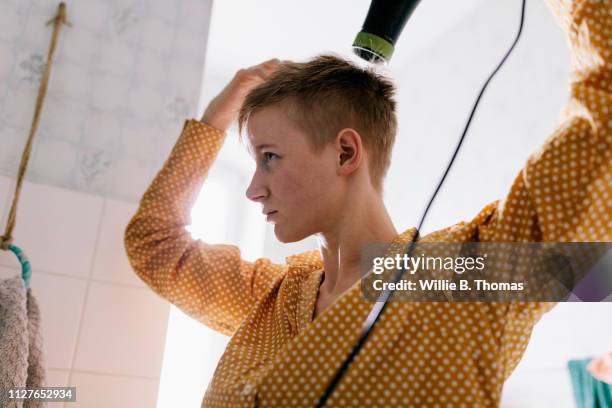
<box><xmin>265</xmin><ymin>211</ymin><xmax>278</xmax><ymax>221</ymax></box>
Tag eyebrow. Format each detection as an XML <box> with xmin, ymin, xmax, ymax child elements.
<box><xmin>246</xmin><ymin>143</ymin><xmax>278</xmax><ymax>158</ymax></box>
<box><xmin>255</xmin><ymin>143</ymin><xmax>278</xmax><ymax>150</ymax></box>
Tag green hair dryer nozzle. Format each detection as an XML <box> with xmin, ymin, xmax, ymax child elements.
<box><xmin>352</xmin><ymin>0</ymin><xmax>423</xmax><ymax>64</ymax></box>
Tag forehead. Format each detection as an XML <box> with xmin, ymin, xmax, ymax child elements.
<box><xmin>245</xmin><ymin>104</ymin><xmax>312</xmax><ymax>154</ymax></box>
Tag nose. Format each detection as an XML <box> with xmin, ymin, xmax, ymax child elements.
<box><xmin>245</xmin><ymin>170</ymin><xmax>268</xmax><ymax>203</ymax></box>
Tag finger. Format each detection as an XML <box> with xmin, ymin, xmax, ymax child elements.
<box><xmin>261</xmin><ymin>59</ymin><xmax>282</xmax><ymax>73</ymax></box>
<box><xmin>246</xmin><ymin>59</ymin><xmax>277</xmax><ymax>71</ymax></box>
<box><xmin>260</xmin><ymin>64</ymin><xmax>278</xmax><ymax>75</ymax></box>
<box><xmin>253</xmin><ymin>66</ymin><xmax>269</xmax><ymax>80</ymax></box>
<box><xmin>238</xmin><ymin>65</ymin><xmax>263</xmax><ymax>78</ymax></box>
<box><xmin>261</xmin><ymin>58</ymin><xmax>280</xmax><ymax>66</ymax></box>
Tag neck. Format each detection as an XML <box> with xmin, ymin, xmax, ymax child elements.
<box><xmin>315</xmin><ymin>192</ymin><xmax>397</xmax><ymax>298</ymax></box>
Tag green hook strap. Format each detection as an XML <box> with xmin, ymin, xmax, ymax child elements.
<box><xmin>7</xmin><ymin>244</ymin><xmax>32</xmax><ymax>289</ymax></box>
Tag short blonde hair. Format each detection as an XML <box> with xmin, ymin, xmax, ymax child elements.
<box><xmin>238</xmin><ymin>54</ymin><xmax>397</xmax><ymax>193</ymax></box>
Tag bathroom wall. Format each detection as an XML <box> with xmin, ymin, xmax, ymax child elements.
<box><xmin>0</xmin><ymin>0</ymin><xmax>214</xmax><ymax>406</ymax></box>
<box><xmin>0</xmin><ymin>175</ymin><xmax>165</xmax><ymax>406</ymax></box>
<box><xmin>1</xmin><ymin>0</ymin><xmax>609</xmax><ymax>407</ymax></box>
<box><xmin>0</xmin><ymin>0</ymin><xmax>212</xmax><ymax>203</ymax></box>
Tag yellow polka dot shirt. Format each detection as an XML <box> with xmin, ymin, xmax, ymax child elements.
<box><xmin>124</xmin><ymin>0</ymin><xmax>610</xmax><ymax>406</ymax></box>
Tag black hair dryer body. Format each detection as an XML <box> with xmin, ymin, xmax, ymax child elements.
<box><xmin>353</xmin><ymin>0</ymin><xmax>423</xmax><ymax>64</ymax></box>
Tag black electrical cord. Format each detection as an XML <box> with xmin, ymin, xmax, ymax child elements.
<box><xmin>315</xmin><ymin>0</ymin><xmax>527</xmax><ymax>406</ymax></box>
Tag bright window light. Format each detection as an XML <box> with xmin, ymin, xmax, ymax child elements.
<box><xmin>186</xmin><ymin>180</ymin><xmax>229</xmax><ymax>242</ymax></box>
<box><xmin>156</xmin><ymin>177</ymin><xmax>233</xmax><ymax>407</ymax></box>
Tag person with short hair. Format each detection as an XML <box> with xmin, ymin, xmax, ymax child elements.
<box><xmin>124</xmin><ymin>0</ymin><xmax>611</xmax><ymax>405</ymax></box>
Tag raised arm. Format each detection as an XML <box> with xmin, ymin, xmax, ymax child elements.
<box><xmin>451</xmin><ymin>0</ymin><xmax>611</xmax><ymax>380</ymax></box>
<box><xmin>471</xmin><ymin>0</ymin><xmax>611</xmax><ymax>244</ymax></box>
<box><xmin>124</xmin><ymin>60</ymin><xmax>285</xmax><ymax>336</ymax></box>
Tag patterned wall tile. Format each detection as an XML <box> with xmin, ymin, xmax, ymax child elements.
<box><xmin>0</xmin><ymin>0</ymin><xmax>213</xmax><ymax>204</ymax></box>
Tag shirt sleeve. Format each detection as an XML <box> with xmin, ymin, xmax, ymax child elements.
<box><xmin>475</xmin><ymin>0</ymin><xmax>611</xmax><ymax>244</ymax></box>
<box><xmin>124</xmin><ymin>119</ymin><xmax>286</xmax><ymax>336</ymax></box>
<box><xmin>468</xmin><ymin>0</ymin><xmax>610</xmax><ymax>380</ymax></box>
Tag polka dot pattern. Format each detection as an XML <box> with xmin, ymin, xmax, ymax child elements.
<box><xmin>124</xmin><ymin>120</ymin><xmax>287</xmax><ymax>336</ymax></box>
<box><xmin>124</xmin><ymin>1</ymin><xmax>610</xmax><ymax>406</ymax></box>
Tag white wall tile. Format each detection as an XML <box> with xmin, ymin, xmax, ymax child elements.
<box><xmin>68</xmin><ymin>371</ymin><xmax>159</xmax><ymax>408</ymax></box>
<box><xmin>46</xmin><ymin>368</ymin><xmax>69</xmax><ymax>388</ymax></box>
<box><xmin>0</xmin><ymin>3</ymin><xmax>21</xmax><ymax>44</ymax></box>
<box><xmin>0</xmin><ymin>125</ymin><xmax>30</xmax><ymax>176</ymax></box>
<box><xmin>0</xmin><ymin>244</ymin><xmax>21</xmax><ymax>273</ymax></box>
<box><xmin>38</xmin><ymin>96</ymin><xmax>85</xmax><ymax>145</ymax></box>
<box><xmin>91</xmin><ymin>199</ymin><xmax>144</xmax><ymax>287</ymax></box>
<box><xmin>0</xmin><ymin>176</ymin><xmax>17</xmax><ymax>268</ymax></box>
<box><xmin>94</xmin><ymin>37</ymin><xmax>138</xmax><ymax>77</ymax></box>
<box><xmin>0</xmin><ymin>179</ymin><xmax>103</xmax><ymax>278</ymax></box>
<box><xmin>0</xmin><ymin>175</ymin><xmax>15</xmax><ymax>227</ymax></box>
<box><xmin>0</xmin><ymin>0</ymin><xmax>213</xmax><ymax>204</ymax></box>
<box><xmin>74</xmin><ymin>282</ymin><xmax>169</xmax><ymax>378</ymax></box>
<box><xmin>0</xmin><ymin>265</ymin><xmax>19</xmax><ymax>280</ymax></box>
<box><xmin>48</xmin><ymin>59</ymin><xmax>92</xmax><ymax>102</ymax></box>
<box><xmin>29</xmin><ymin>135</ymin><xmax>81</xmax><ymax>187</ymax></box>
<box><xmin>66</xmin><ymin>1</ymin><xmax>110</xmax><ymax>40</ymax></box>
<box><xmin>0</xmin><ymin>266</ymin><xmax>88</xmax><ymax>370</ymax></box>
<box><xmin>1</xmin><ymin>85</ymin><xmax>38</xmax><ymax>129</ymax></box>
<box><xmin>35</xmin><ymin>272</ymin><xmax>89</xmax><ymax>371</ymax></box>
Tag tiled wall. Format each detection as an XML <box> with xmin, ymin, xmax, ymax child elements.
<box><xmin>0</xmin><ymin>0</ymin><xmax>213</xmax><ymax>203</ymax></box>
<box><xmin>0</xmin><ymin>174</ymin><xmax>170</xmax><ymax>407</ymax></box>
<box><xmin>0</xmin><ymin>1</ymin><xmax>214</xmax><ymax>402</ymax></box>
<box><xmin>1</xmin><ymin>0</ymin><xmax>610</xmax><ymax>407</ymax></box>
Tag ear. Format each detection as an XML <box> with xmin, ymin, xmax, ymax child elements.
<box><xmin>336</xmin><ymin>128</ymin><xmax>363</xmax><ymax>176</ymax></box>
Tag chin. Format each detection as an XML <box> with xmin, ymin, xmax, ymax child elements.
<box><xmin>274</xmin><ymin>224</ymin><xmax>309</xmax><ymax>244</ymax></box>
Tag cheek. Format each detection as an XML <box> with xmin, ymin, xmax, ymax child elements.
<box><xmin>277</xmin><ymin>160</ymin><xmax>339</xmax><ymax>211</ymax></box>
<box><xmin>273</xmin><ymin>170</ymin><xmax>316</xmax><ymax>202</ymax></box>
<box><xmin>271</xmin><ymin>161</ymin><xmax>341</xmax><ymax>242</ymax></box>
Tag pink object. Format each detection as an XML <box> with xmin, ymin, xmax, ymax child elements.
<box><xmin>587</xmin><ymin>353</ymin><xmax>612</xmax><ymax>385</ymax></box>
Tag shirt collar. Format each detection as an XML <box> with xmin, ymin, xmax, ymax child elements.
<box><xmin>284</xmin><ymin>227</ymin><xmax>419</xmax><ymax>270</ymax></box>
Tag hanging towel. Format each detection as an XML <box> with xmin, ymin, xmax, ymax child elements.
<box><xmin>568</xmin><ymin>358</ymin><xmax>612</xmax><ymax>408</ymax></box>
<box><xmin>588</xmin><ymin>353</ymin><xmax>612</xmax><ymax>385</ymax></box>
<box><xmin>0</xmin><ymin>276</ymin><xmax>47</xmax><ymax>408</ymax></box>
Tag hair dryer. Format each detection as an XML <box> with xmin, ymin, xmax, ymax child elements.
<box><xmin>352</xmin><ymin>0</ymin><xmax>423</xmax><ymax>64</ymax></box>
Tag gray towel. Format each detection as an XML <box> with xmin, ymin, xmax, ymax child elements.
<box><xmin>0</xmin><ymin>276</ymin><xmax>47</xmax><ymax>408</ymax></box>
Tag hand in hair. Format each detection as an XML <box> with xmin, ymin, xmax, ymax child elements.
<box><xmin>200</xmin><ymin>59</ymin><xmax>282</xmax><ymax>132</ymax></box>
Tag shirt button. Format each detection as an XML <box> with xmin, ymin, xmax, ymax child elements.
<box><xmin>241</xmin><ymin>382</ymin><xmax>253</xmax><ymax>395</ymax></box>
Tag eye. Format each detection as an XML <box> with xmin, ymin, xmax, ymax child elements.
<box><xmin>263</xmin><ymin>152</ymin><xmax>279</xmax><ymax>163</ymax></box>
